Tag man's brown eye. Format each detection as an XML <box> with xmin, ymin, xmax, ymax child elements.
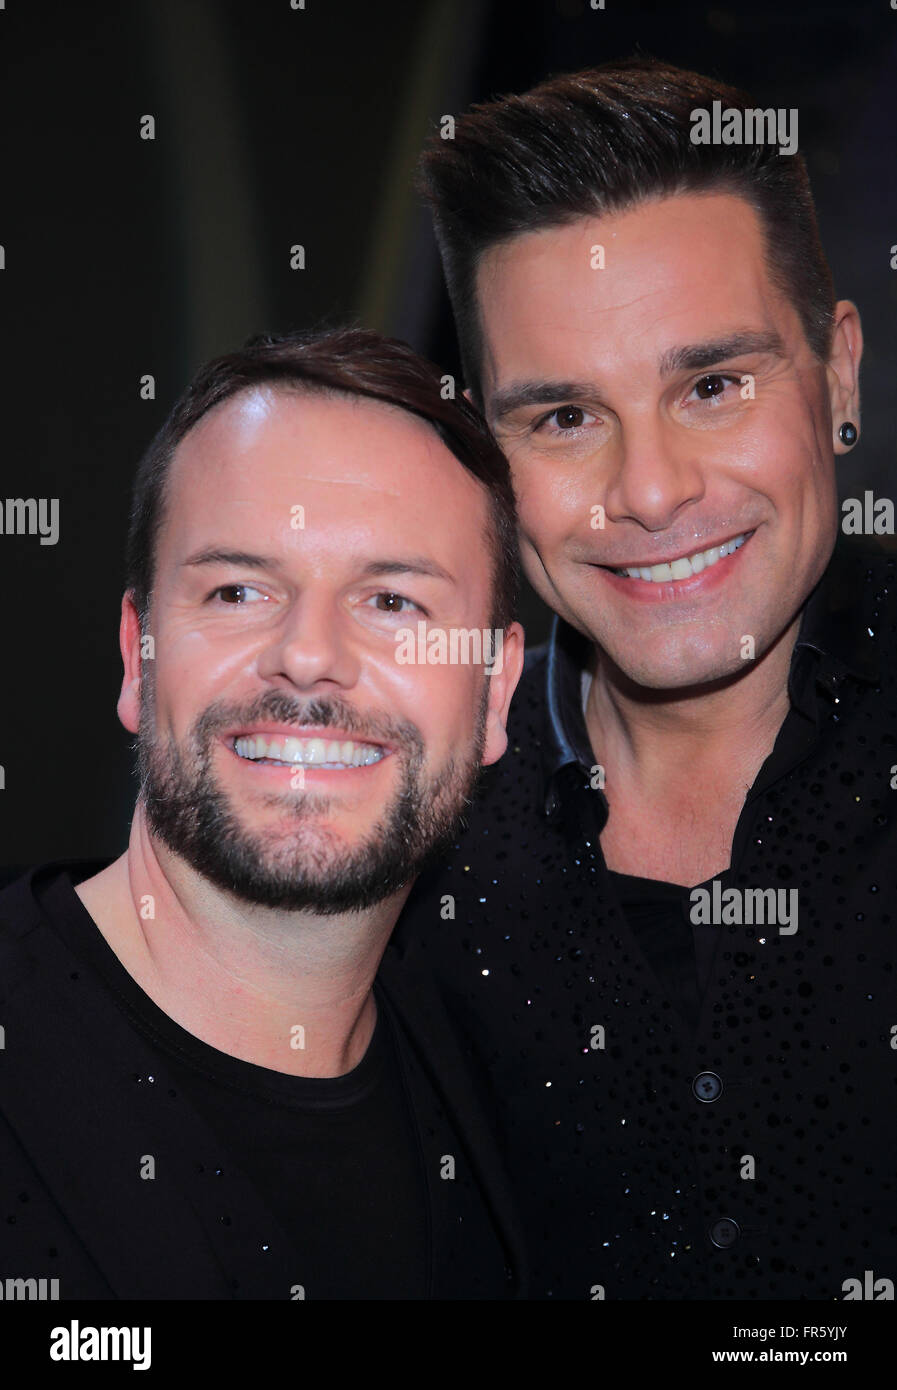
<box><xmin>555</xmin><ymin>406</ymin><xmax>585</xmax><ymax>429</ymax></box>
<box><xmin>219</xmin><ymin>585</ymin><xmax>246</xmax><ymax>603</ymax></box>
<box><xmin>376</xmin><ymin>593</ymin><xmax>405</xmax><ymax>611</ymax></box>
<box><xmin>695</xmin><ymin>375</ymin><xmax>726</xmax><ymax>399</ymax></box>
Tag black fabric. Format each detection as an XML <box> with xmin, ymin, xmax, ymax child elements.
<box><xmin>0</xmin><ymin>864</ymin><xmax>527</xmax><ymax>1300</ymax></box>
<box><xmin>36</xmin><ymin>866</ymin><xmax>430</xmax><ymax>1301</ymax></box>
<box><xmin>396</xmin><ymin>542</ymin><xmax>897</xmax><ymax>1299</ymax></box>
<box><xmin>604</xmin><ymin>871</ymin><xmax>704</xmax><ymax>1031</ymax></box>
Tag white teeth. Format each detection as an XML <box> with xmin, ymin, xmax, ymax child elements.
<box><xmin>614</xmin><ymin>533</ymin><xmax>748</xmax><ymax>582</ymax></box>
<box><xmin>233</xmin><ymin>734</ymin><xmax>386</xmax><ymax>767</ymax></box>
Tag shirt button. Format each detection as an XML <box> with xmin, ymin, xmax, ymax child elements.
<box><xmin>709</xmin><ymin>1218</ymin><xmax>740</xmax><ymax>1248</ymax></box>
<box><xmin>692</xmin><ymin>1071</ymin><xmax>723</xmax><ymax>1102</ymax></box>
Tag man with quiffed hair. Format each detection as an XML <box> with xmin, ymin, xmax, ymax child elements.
<box><xmin>397</xmin><ymin>57</ymin><xmax>896</xmax><ymax>1300</ymax></box>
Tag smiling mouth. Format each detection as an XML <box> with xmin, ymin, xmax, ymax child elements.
<box><xmin>232</xmin><ymin>735</ymin><xmax>388</xmax><ymax>769</ymax></box>
<box><xmin>608</xmin><ymin>531</ymin><xmax>752</xmax><ymax>582</ymax></box>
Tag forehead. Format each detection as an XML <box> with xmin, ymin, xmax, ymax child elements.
<box><xmin>160</xmin><ymin>386</ymin><xmax>492</xmax><ymax>559</ymax></box>
<box><xmin>475</xmin><ymin>192</ymin><xmax>799</xmax><ymax>377</ymax></box>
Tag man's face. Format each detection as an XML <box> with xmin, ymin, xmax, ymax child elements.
<box><xmin>476</xmin><ymin>192</ymin><xmax>848</xmax><ymax>689</ymax></box>
<box><xmin>119</xmin><ymin>388</ymin><xmax>520</xmax><ymax>913</ymax></box>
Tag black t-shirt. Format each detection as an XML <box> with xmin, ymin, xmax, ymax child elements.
<box><xmin>11</xmin><ymin>866</ymin><xmax>511</xmax><ymax>1299</ymax></box>
<box><xmin>605</xmin><ymin>870</ymin><xmax>722</xmax><ymax>1031</ymax></box>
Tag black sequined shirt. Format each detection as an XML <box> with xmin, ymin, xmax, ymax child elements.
<box><xmin>397</xmin><ymin>542</ymin><xmax>897</xmax><ymax>1299</ymax></box>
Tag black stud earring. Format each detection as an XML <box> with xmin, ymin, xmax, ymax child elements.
<box><xmin>839</xmin><ymin>421</ymin><xmax>858</xmax><ymax>447</ymax></box>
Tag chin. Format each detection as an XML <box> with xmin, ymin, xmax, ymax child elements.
<box><xmin>612</xmin><ymin>645</ymin><xmax>752</xmax><ymax>692</ymax></box>
<box><xmin>257</xmin><ymin>814</ymin><xmax>362</xmax><ymax>854</ymax></box>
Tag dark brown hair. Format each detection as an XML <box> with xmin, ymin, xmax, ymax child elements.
<box><xmin>125</xmin><ymin>326</ymin><xmax>519</xmax><ymax>629</ymax></box>
<box><xmin>418</xmin><ymin>57</ymin><xmax>836</xmax><ymax>402</ymax></box>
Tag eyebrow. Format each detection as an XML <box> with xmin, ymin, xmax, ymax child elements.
<box><xmin>183</xmin><ymin>548</ymin><xmax>277</xmax><ymax>570</ymax></box>
<box><xmin>182</xmin><ymin>548</ymin><xmax>455</xmax><ymax>585</ymax></box>
<box><xmin>489</xmin><ymin>330</ymin><xmax>786</xmax><ymax>423</ymax></box>
<box><xmin>358</xmin><ymin>557</ymin><xmax>455</xmax><ymax>585</ymax></box>
<box><xmin>657</xmin><ymin>330</ymin><xmax>785</xmax><ymax>377</ymax></box>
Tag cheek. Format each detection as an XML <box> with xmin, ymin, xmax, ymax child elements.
<box><xmin>735</xmin><ymin>405</ymin><xmax>833</xmax><ymax>507</ymax></box>
<box><xmin>152</xmin><ymin>628</ymin><xmax>254</xmax><ymax>727</ymax></box>
<box><xmin>730</xmin><ymin>383</ymin><xmax>824</xmax><ymax>465</ymax></box>
<box><xmin>513</xmin><ymin>460</ymin><xmax>591</xmax><ymax>547</ymax></box>
<box><xmin>385</xmin><ymin>659</ymin><xmax>483</xmax><ymax>754</ymax></box>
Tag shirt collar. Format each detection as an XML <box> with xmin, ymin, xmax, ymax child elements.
<box><xmin>539</xmin><ymin>543</ymin><xmax>884</xmax><ymax>816</ymax></box>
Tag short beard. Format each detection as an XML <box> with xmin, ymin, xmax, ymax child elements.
<box><xmin>136</xmin><ymin>678</ymin><xmax>487</xmax><ymax>915</ymax></box>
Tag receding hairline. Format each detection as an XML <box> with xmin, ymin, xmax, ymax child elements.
<box><xmin>171</xmin><ymin>375</ymin><xmax>449</xmax><ymax>449</ymax></box>
<box><xmin>163</xmin><ymin>376</ymin><xmax>496</xmax><ymax>498</ymax></box>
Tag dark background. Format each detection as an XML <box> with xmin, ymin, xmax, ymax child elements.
<box><xmin>1</xmin><ymin>0</ymin><xmax>895</xmax><ymax>866</ymax></box>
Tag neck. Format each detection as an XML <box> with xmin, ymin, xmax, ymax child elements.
<box><xmin>74</xmin><ymin>809</ymin><xmax>408</xmax><ymax>1078</ymax></box>
<box><xmin>585</xmin><ymin>615</ymin><xmax>800</xmax><ymax>794</ymax></box>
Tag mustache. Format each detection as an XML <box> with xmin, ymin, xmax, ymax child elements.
<box><xmin>190</xmin><ymin>689</ymin><xmax>424</xmax><ymax>754</ymax></box>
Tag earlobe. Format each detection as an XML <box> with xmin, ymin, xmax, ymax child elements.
<box><xmin>484</xmin><ymin>712</ymin><xmax>510</xmax><ymax>766</ymax></box>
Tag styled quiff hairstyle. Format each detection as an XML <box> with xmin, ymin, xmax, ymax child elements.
<box><xmin>418</xmin><ymin>56</ymin><xmax>836</xmax><ymax>402</ymax></box>
<box><xmin>125</xmin><ymin>326</ymin><xmax>519</xmax><ymax>630</ymax></box>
